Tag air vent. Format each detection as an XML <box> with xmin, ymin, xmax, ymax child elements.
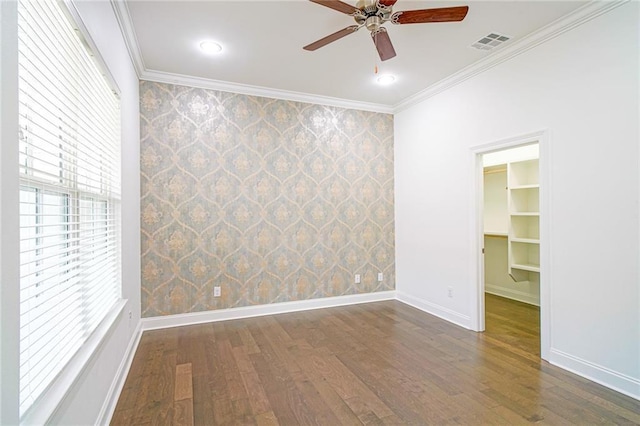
<box><xmin>471</xmin><ymin>33</ymin><xmax>511</xmax><ymax>51</ymax></box>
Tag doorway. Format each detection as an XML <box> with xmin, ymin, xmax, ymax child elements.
<box><xmin>471</xmin><ymin>131</ymin><xmax>549</xmax><ymax>360</ymax></box>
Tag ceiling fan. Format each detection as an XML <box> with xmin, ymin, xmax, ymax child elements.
<box><xmin>304</xmin><ymin>0</ymin><xmax>469</xmax><ymax>61</ymax></box>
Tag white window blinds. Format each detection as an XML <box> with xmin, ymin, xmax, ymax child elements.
<box><xmin>17</xmin><ymin>0</ymin><xmax>121</xmax><ymax>417</ymax></box>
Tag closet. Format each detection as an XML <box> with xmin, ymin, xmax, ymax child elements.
<box><xmin>483</xmin><ymin>145</ymin><xmax>540</xmax><ymax>306</ymax></box>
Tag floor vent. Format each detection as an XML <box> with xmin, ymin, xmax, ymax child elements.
<box><xmin>471</xmin><ymin>33</ymin><xmax>511</xmax><ymax>51</ymax></box>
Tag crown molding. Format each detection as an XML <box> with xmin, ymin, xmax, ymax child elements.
<box><xmin>110</xmin><ymin>0</ymin><xmax>625</xmax><ymax>115</ymax></box>
<box><xmin>392</xmin><ymin>0</ymin><xmax>628</xmax><ymax>113</ymax></box>
<box><xmin>110</xmin><ymin>0</ymin><xmax>145</xmax><ymax>77</ymax></box>
<box><xmin>108</xmin><ymin>0</ymin><xmax>387</xmax><ymax>113</ymax></box>
<box><xmin>141</xmin><ymin>69</ymin><xmax>394</xmax><ymax>114</ymax></box>
<box><xmin>108</xmin><ymin>0</ymin><xmax>391</xmax><ymax>113</ymax></box>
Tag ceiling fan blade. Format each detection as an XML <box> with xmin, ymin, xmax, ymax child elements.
<box><xmin>378</xmin><ymin>0</ymin><xmax>398</xmax><ymax>6</ymax></box>
<box><xmin>309</xmin><ymin>0</ymin><xmax>360</xmax><ymax>15</ymax></box>
<box><xmin>392</xmin><ymin>6</ymin><xmax>469</xmax><ymax>24</ymax></box>
<box><xmin>303</xmin><ymin>25</ymin><xmax>360</xmax><ymax>51</ymax></box>
<box><xmin>372</xmin><ymin>28</ymin><xmax>396</xmax><ymax>61</ymax></box>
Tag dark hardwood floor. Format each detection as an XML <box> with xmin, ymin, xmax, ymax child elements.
<box><xmin>111</xmin><ymin>300</ymin><xmax>640</xmax><ymax>425</ymax></box>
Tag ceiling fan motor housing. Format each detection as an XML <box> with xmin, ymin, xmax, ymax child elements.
<box><xmin>356</xmin><ymin>0</ymin><xmax>379</xmax><ymax>14</ymax></box>
<box><xmin>354</xmin><ymin>0</ymin><xmax>393</xmax><ymax>26</ymax></box>
<box><xmin>365</xmin><ymin>15</ymin><xmax>382</xmax><ymax>31</ymax></box>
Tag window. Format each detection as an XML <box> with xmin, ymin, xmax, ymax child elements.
<box><xmin>17</xmin><ymin>0</ymin><xmax>121</xmax><ymax>417</ymax></box>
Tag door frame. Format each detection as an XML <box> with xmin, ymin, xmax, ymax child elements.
<box><xmin>470</xmin><ymin>130</ymin><xmax>551</xmax><ymax>360</ymax></box>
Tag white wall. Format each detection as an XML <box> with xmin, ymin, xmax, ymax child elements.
<box><xmin>0</xmin><ymin>1</ymin><xmax>140</xmax><ymax>424</ymax></box>
<box><xmin>395</xmin><ymin>2</ymin><xmax>639</xmax><ymax>398</ymax></box>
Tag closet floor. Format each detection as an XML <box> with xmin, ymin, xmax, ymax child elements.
<box><xmin>485</xmin><ymin>293</ymin><xmax>540</xmax><ymax>356</ymax></box>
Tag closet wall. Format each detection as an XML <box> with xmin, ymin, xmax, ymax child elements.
<box><xmin>483</xmin><ymin>145</ymin><xmax>539</xmax><ymax>305</ymax></box>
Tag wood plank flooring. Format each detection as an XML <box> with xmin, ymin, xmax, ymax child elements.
<box><xmin>485</xmin><ymin>293</ymin><xmax>540</xmax><ymax>356</ymax></box>
<box><xmin>111</xmin><ymin>300</ymin><xmax>640</xmax><ymax>425</ymax></box>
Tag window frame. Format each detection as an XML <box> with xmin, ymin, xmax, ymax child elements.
<box><xmin>15</xmin><ymin>0</ymin><xmax>125</xmax><ymax>423</ymax></box>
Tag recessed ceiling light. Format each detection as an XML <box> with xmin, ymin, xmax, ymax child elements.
<box><xmin>376</xmin><ymin>74</ymin><xmax>396</xmax><ymax>85</ymax></box>
<box><xmin>199</xmin><ymin>40</ymin><xmax>222</xmax><ymax>54</ymax></box>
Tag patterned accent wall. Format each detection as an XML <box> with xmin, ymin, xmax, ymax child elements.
<box><xmin>140</xmin><ymin>81</ymin><xmax>395</xmax><ymax>317</ymax></box>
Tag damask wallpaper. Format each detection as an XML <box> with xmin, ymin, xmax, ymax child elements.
<box><xmin>140</xmin><ymin>81</ymin><xmax>395</xmax><ymax>317</ymax></box>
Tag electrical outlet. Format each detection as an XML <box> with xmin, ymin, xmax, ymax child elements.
<box><xmin>128</xmin><ymin>311</ymin><xmax>132</xmax><ymax>320</ymax></box>
<box><xmin>214</xmin><ymin>286</ymin><xmax>221</xmax><ymax>297</ymax></box>
<box><xmin>354</xmin><ymin>274</ymin><xmax>361</xmax><ymax>284</ymax></box>
<box><xmin>447</xmin><ymin>287</ymin><xmax>453</xmax><ymax>298</ymax></box>
<box><xmin>377</xmin><ymin>272</ymin><xmax>383</xmax><ymax>282</ymax></box>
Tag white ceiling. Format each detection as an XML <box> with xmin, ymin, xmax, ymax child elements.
<box><xmin>122</xmin><ymin>0</ymin><xmax>588</xmax><ymax>109</ymax></box>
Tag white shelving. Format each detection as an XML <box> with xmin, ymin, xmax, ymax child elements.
<box><xmin>510</xmin><ymin>241</ymin><xmax>540</xmax><ymax>271</ymax></box>
<box><xmin>511</xmin><ymin>237</ymin><xmax>539</xmax><ymax>244</ymax></box>
<box><xmin>511</xmin><ymin>215</ymin><xmax>539</xmax><ymax>240</ymax></box>
<box><xmin>483</xmin><ymin>145</ymin><xmax>540</xmax><ymax>305</ymax></box>
<box><xmin>485</xmin><ymin>232</ymin><xmax>508</xmax><ymax>238</ymax></box>
<box><xmin>509</xmin><ymin>159</ymin><xmax>539</xmax><ymax>187</ymax></box>
<box><xmin>508</xmin><ymin>159</ymin><xmax>540</xmax><ymax>281</ymax></box>
<box><xmin>510</xmin><ymin>186</ymin><xmax>539</xmax><ymax>213</ymax></box>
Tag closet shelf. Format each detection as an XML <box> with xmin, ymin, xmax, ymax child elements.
<box><xmin>508</xmin><ymin>158</ymin><xmax>540</xmax><ymax>280</ymax></box>
<box><xmin>511</xmin><ymin>263</ymin><xmax>540</xmax><ymax>273</ymax></box>
<box><xmin>510</xmin><ymin>237</ymin><xmax>539</xmax><ymax>244</ymax></box>
<box><xmin>485</xmin><ymin>232</ymin><xmax>508</xmax><ymax>238</ymax></box>
<box><xmin>510</xmin><ymin>184</ymin><xmax>539</xmax><ymax>190</ymax></box>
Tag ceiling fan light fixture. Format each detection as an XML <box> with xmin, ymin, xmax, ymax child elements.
<box><xmin>199</xmin><ymin>40</ymin><xmax>223</xmax><ymax>54</ymax></box>
<box><xmin>376</xmin><ymin>74</ymin><xmax>396</xmax><ymax>85</ymax></box>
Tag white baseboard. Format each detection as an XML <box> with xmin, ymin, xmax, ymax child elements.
<box><xmin>97</xmin><ymin>321</ymin><xmax>143</xmax><ymax>425</ymax></box>
<box><xmin>485</xmin><ymin>283</ymin><xmax>540</xmax><ymax>306</ymax></box>
<box><xmin>395</xmin><ymin>291</ymin><xmax>472</xmax><ymax>330</ymax></box>
<box><xmin>141</xmin><ymin>291</ymin><xmax>397</xmax><ymax>331</ymax></box>
<box><xmin>548</xmin><ymin>348</ymin><xmax>640</xmax><ymax>400</ymax></box>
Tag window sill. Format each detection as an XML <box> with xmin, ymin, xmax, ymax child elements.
<box><xmin>21</xmin><ymin>299</ymin><xmax>127</xmax><ymax>425</ymax></box>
